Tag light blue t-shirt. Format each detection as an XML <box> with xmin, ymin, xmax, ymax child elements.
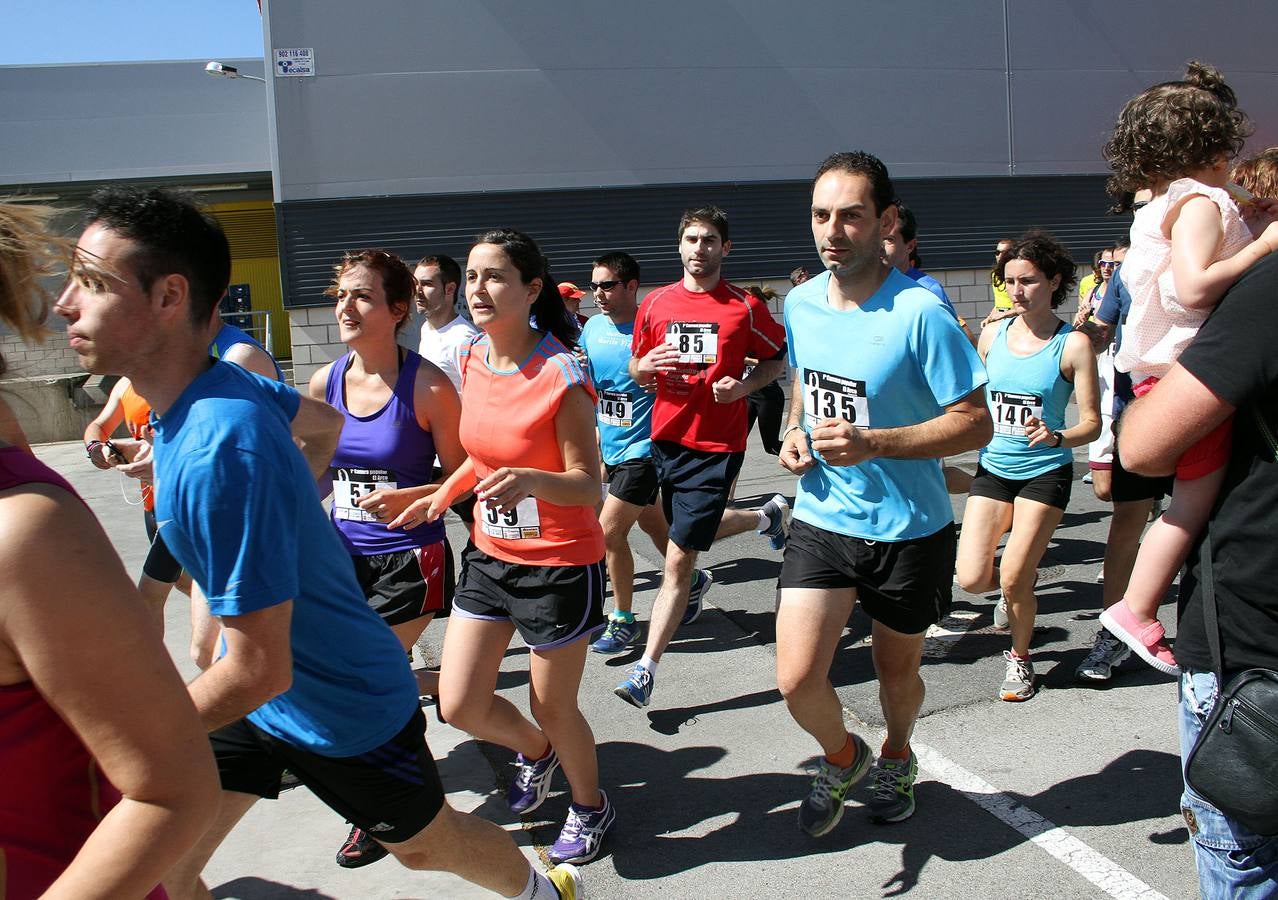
<box><xmin>581</xmin><ymin>314</ymin><xmax>653</xmax><ymax>466</ymax></box>
<box><xmin>784</xmin><ymin>269</ymin><xmax>988</xmax><ymax>541</ymax></box>
<box><xmin>905</xmin><ymin>267</ymin><xmax>957</xmax><ymax>315</ymax></box>
<box><xmin>979</xmin><ymin>318</ymin><xmax>1075</xmax><ymax>480</ymax></box>
<box><xmin>151</xmin><ymin>362</ymin><xmax>418</xmax><ymax>756</ymax></box>
<box><xmin>210</xmin><ymin>322</ymin><xmax>284</xmax><ymax>381</ymax></box>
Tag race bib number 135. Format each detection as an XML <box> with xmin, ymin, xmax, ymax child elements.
<box><xmin>803</xmin><ymin>369</ymin><xmax>869</xmax><ymax>429</ymax></box>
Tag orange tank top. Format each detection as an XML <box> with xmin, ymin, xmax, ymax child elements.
<box><xmin>458</xmin><ymin>333</ymin><xmax>604</xmax><ymax>566</ymax></box>
<box><xmin>118</xmin><ymin>383</ymin><xmax>155</xmax><ymax>511</ymax></box>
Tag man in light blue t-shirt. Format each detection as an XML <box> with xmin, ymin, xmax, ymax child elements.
<box><xmin>57</xmin><ymin>186</ymin><xmax>583</xmax><ymax>899</ymax></box>
<box><xmin>776</xmin><ymin>153</ymin><xmax>991</xmax><ymax>839</ymax></box>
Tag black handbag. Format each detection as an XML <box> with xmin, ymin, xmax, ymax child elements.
<box><xmin>1181</xmin><ymin>412</ymin><xmax>1278</xmax><ymax>836</ymax></box>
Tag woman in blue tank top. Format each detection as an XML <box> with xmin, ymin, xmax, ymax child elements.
<box><xmin>308</xmin><ymin>249</ymin><xmax>465</xmax><ymax>868</ymax></box>
<box><xmin>955</xmin><ymin>233</ymin><xmax>1101</xmax><ymax>703</ymax></box>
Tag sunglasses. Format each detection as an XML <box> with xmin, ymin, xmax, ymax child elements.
<box><xmin>589</xmin><ymin>280</ymin><xmax>622</xmax><ymax>291</ymax></box>
<box><xmin>1098</xmin><ymin>261</ymin><xmax>1117</xmax><ymax>268</ymax></box>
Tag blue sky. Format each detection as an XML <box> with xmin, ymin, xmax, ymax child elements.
<box><xmin>3</xmin><ymin>1</ymin><xmax>263</xmax><ymax>65</ymax></box>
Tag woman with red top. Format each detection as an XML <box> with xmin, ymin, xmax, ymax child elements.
<box><xmin>394</xmin><ymin>228</ymin><xmax>615</xmax><ymax>866</ymax></box>
<box><xmin>0</xmin><ymin>204</ymin><xmax>217</xmax><ymax>898</ymax></box>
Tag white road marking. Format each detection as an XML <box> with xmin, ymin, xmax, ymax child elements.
<box><xmin>912</xmin><ymin>742</ymin><xmax>1171</xmax><ymax>900</ymax></box>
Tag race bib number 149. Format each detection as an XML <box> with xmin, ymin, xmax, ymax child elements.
<box><xmin>803</xmin><ymin>369</ymin><xmax>869</xmax><ymax>429</ymax></box>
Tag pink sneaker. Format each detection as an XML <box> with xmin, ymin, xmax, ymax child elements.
<box><xmin>1099</xmin><ymin>601</ymin><xmax>1180</xmax><ymax>676</ymax></box>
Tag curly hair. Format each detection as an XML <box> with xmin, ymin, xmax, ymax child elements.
<box><xmin>1103</xmin><ymin>61</ymin><xmax>1252</xmax><ymax>212</ymax></box>
<box><xmin>0</xmin><ymin>204</ymin><xmax>65</xmax><ymax>378</ymax></box>
<box><xmin>1230</xmin><ymin>147</ymin><xmax>1278</xmax><ymax>201</ymax></box>
<box><xmin>993</xmin><ymin>231</ymin><xmax>1076</xmax><ymax>309</ymax></box>
<box><xmin>325</xmin><ymin>249</ymin><xmax>416</xmax><ymax>334</ymax></box>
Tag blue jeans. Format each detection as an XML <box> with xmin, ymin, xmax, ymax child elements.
<box><xmin>1178</xmin><ymin>669</ymin><xmax>1278</xmax><ymax>898</ymax></box>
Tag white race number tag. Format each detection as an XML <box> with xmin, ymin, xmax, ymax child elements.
<box><xmin>803</xmin><ymin>369</ymin><xmax>869</xmax><ymax>429</ymax></box>
<box><xmin>665</xmin><ymin>322</ymin><xmax>720</xmax><ymax>364</ymax></box>
<box><xmin>597</xmin><ymin>389</ymin><xmax>634</xmax><ymax>427</ymax></box>
<box><xmin>480</xmin><ymin>496</ymin><xmax>542</xmax><ymax>540</ymax></box>
<box><xmin>333</xmin><ymin>467</ymin><xmax>397</xmax><ymax>522</ymax></box>
<box><xmin>991</xmin><ymin>390</ymin><xmax>1044</xmax><ymax>436</ymax></box>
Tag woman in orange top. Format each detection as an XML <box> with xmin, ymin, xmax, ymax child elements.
<box><xmin>394</xmin><ymin>228</ymin><xmax>614</xmax><ymax>866</ymax></box>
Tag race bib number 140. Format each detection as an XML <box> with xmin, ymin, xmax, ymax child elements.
<box><xmin>665</xmin><ymin>322</ymin><xmax>719</xmax><ymax>364</ymax></box>
<box><xmin>480</xmin><ymin>496</ymin><xmax>542</xmax><ymax>540</ymax></box>
<box><xmin>991</xmin><ymin>390</ymin><xmax>1044</xmax><ymax>436</ymax></box>
<box><xmin>803</xmin><ymin>369</ymin><xmax>869</xmax><ymax>429</ymax></box>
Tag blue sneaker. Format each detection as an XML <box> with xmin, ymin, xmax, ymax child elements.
<box><xmin>613</xmin><ymin>663</ymin><xmax>654</xmax><ymax>708</ymax></box>
<box><xmin>548</xmin><ymin>790</ymin><xmax>616</xmax><ymax>864</ymax></box>
<box><xmin>591</xmin><ymin>616</ymin><xmax>640</xmax><ymax>654</ymax></box>
<box><xmin>681</xmin><ymin>568</ymin><xmax>714</xmax><ymax>626</ymax></box>
<box><xmin>760</xmin><ymin>494</ymin><xmax>791</xmax><ymax>551</ymax></box>
<box><xmin>507</xmin><ymin>748</ymin><xmax>559</xmax><ymax>814</ymax></box>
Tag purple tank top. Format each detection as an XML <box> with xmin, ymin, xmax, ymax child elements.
<box><xmin>325</xmin><ymin>349</ymin><xmax>444</xmax><ymax>554</ymax></box>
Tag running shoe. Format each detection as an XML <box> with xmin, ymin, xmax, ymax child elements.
<box><xmin>999</xmin><ymin>650</ymin><xmax>1036</xmax><ymax>701</ymax></box>
<box><xmin>279</xmin><ymin>769</ymin><xmax>302</xmax><ymax>792</ymax></box>
<box><xmin>681</xmin><ymin>568</ymin><xmax>714</xmax><ymax>626</ymax></box>
<box><xmin>547</xmin><ymin>863</ymin><xmax>584</xmax><ymax>899</ymax></box>
<box><xmin>760</xmin><ymin>494</ymin><xmax>791</xmax><ymax>551</ymax></box>
<box><xmin>797</xmin><ymin>733</ymin><xmax>873</xmax><ymax>837</ymax></box>
<box><xmin>993</xmin><ymin>595</ymin><xmax>1009</xmax><ymax>629</ymax></box>
<box><xmin>613</xmin><ymin>663</ymin><xmax>654</xmax><ymax>708</ymax></box>
<box><xmin>508</xmin><ymin>748</ymin><xmax>560</xmax><ymax>815</ymax></box>
<box><xmin>1075</xmin><ymin>628</ymin><xmax>1131</xmax><ymax>682</ymax></box>
<box><xmin>548</xmin><ymin>790</ymin><xmax>616</xmax><ymax>864</ymax></box>
<box><xmin>868</xmin><ymin>751</ymin><xmax>918</xmax><ymax>823</ymax></box>
<box><xmin>335</xmin><ymin>824</ymin><xmax>389</xmax><ymax>868</ymax></box>
<box><xmin>590</xmin><ymin>616</ymin><xmax>640</xmax><ymax>654</ymax></box>
<box><xmin>1099</xmin><ymin>601</ymin><xmax>1179</xmax><ymax>675</ymax></box>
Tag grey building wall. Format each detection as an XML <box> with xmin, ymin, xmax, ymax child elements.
<box><xmin>262</xmin><ymin>0</ymin><xmax>1278</xmax><ymax>202</ymax></box>
<box><xmin>0</xmin><ymin>58</ymin><xmax>270</xmax><ymax>189</ymax></box>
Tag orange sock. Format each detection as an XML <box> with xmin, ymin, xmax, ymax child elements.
<box><xmin>880</xmin><ymin>740</ymin><xmax>911</xmax><ymax>761</ymax></box>
<box><xmin>826</xmin><ymin>733</ymin><xmax>856</xmax><ymax>768</ymax></box>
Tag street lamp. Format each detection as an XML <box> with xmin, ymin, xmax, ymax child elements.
<box><xmin>204</xmin><ymin>61</ymin><xmax>266</xmax><ymax>83</ymax></box>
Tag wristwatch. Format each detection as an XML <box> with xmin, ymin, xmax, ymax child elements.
<box><xmin>1049</xmin><ymin>430</ymin><xmax>1064</xmax><ymax>448</ymax></box>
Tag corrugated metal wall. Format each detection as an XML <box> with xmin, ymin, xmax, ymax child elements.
<box><xmin>278</xmin><ymin>175</ymin><xmax>1131</xmax><ymax>308</ymax></box>
<box><xmin>208</xmin><ymin>201</ymin><xmax>291</xmax><ymax>355</ymax></box>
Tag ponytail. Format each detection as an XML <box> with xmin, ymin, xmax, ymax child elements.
<box><xmin>472</xmin><ymin>228</ymin><xmax>579</xmax><ymax>350</ymax></box>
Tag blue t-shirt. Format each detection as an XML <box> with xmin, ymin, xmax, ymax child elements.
<box><xmin>210</xmin><ymin>322</ymin><xmax>284</xmax><ymax>381</ymax></box>
<box><xmin>581</xmin><ymin>315</ymin><xmax>653</xmax><ymax>466</ymax></box>
<box><xmin>784</xmin><ymin>269</ymin><xmax>988</xmax><ymax>541</ymax></box>
<box><xmin>979</xmin><ymin>318</ymin><xmax>1075</xmax><ymax>479</ymax></box>
<box><xmin>906</xmin><ymin>267</ymin><xmax>957</xmax><ymax>315</ymax></box>
<box><xmin>151</xmin><ymin>362</ymin><xmax>418</xmax><ymax>756</ymax></box>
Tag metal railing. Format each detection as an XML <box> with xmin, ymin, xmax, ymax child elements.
<box><xmin>219</xmin><ymin>309</ymin><xmax>274</xmax><ymax>355</ymax></box>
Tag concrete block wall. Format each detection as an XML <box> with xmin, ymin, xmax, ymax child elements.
<box><xmin>1</xmin><ymin>329</ymin><xmax>82</xmax><ymax>379</ymax></box>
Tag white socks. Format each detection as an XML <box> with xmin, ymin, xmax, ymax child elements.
<box><xmin>639</xmin><ymin>655</ymin><xmax>659</xmax><ymax>675</ymax></box>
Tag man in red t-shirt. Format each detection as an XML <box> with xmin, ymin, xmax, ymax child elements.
<box><xmin>614</xmin><ymin>206</ymin><xmax>788</xmax><ymax>709</ymax></box>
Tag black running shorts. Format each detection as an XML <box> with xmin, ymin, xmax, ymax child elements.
<box><xmin>452</xmin><ymin>542</ymin><xmax>605</xmax><ymax>650</ymax></box>
<box><xmin>651</xmin><ymin>440</ymin><xmax>744</xmax><ymax>552</ymax></box>
<box><xmin>778</xmin><ymin>518</ymin><xmax>956</xmax><ymax>635</ymax></box>
<box><xmin>605</xmin><ymin>457</ymin><xmax>660</xmax><ymax>508</ymax></box>
<box><xmin>350</xmin><ymin>539</ymin><xmax>454</xmax><ymax>627</ymax></box>
<box><xmin>209</xmin><ymin>708</ymin><xmax>444</xmax><ymax>845</ymax></box>
<box><xmin>969</xmin><ymin>462</ymin><xmax>1074</xmax><ymax>511</ymax></box>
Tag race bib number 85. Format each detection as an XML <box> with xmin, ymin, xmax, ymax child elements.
<box><xmin>991</xmin><ymin>390</ymin><xmax>1044</xmax><ymax>436</ymax></box>
<box><xmin>803</xmin><ymin>369</ymin><xmax>869</xmax><ymax>429</ymax></box>
<box><xmin>665</xmin><ymin>322</ymin><xmax>719</xmax><ymax>364</ymax></box>
<box><xmin>480</xmin><ymin>496</ymin><xmax>542</xmax><ymax>540</ymax></box>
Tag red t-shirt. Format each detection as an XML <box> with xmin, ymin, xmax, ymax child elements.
<box><xmin>459</xmin><ymin>333</ymin><xmax>605</xmax><ymax>567</ymax></box>
<box><xmin>632</xmin><ymin>279</ymin><xmax>786</xmax><ymax>452</ymax></box>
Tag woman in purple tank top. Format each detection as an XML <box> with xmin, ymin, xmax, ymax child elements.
<box><xmin>308</xmin><ymin>249</ymin><xmax>465</xmax><ymax>869</ymax></box>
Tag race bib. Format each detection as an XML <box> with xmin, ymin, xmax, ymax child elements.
<box><xmin>665</xmin><ymin>322</ymin><xmax>720</xmax><ymax>365</ymax></box>
<box><xmin>803</xmin><ymin>369</ymin><xmax>869</xmax><ymax>429</ymax></box>
<box><xmin>480</xmin><ymin>496</ymin><xmax>542</xmax><ymax>540</ymax></box>
<box><xmin>597</xmin><ymin>389</ymin><xmax>634</xmax><ymax>427</ymax></box>
<box><xmin>333</xmin><ymin>467</ymin><xmax>397</xmax><ymax>522</ymax></box>
<box><xmin>991</xmin><ymin>390</ymin><xmax>1044</xmax><ymax>436</ymax></box>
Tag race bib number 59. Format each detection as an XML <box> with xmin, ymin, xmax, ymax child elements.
<box><xmin>991</xmin><ymin>390</ymin><xmax>1044</xmax><ymax>436</ymax></box>
<box><xmin>480</xmin><ymin>496</ymin><xmax>542</xmax><ymax>540</ymax></box>
<box><xmin>665</xmin><ymin>322</ymin><xmax>719</xmax><ymax>365</ymax></box>
<box><xmin>803</xmin><ymin>369</ymin><xmax>869</xmax><ymax>429</ymax></box>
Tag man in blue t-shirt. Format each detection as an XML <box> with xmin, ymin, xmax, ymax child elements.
<box><xmin>777</xmin><ymin>153</ymin><xmax>991</xmax><ymax>838</ymax></box>
<box><xmin>56</xmin><ymin>186</ymin><xmax>582</xmax><ymax>899</ymax></box>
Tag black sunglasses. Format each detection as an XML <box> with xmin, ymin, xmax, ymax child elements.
<box><xmin>588</xmin><ymin>280</ymin><xmax>622</xmax><ymax>291</ymax></box>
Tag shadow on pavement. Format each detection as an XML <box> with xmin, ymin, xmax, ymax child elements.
<box><xmin>211</xmin><ymin>878</ymin><xmax>336</xmax><ymax>899</ymax></box>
